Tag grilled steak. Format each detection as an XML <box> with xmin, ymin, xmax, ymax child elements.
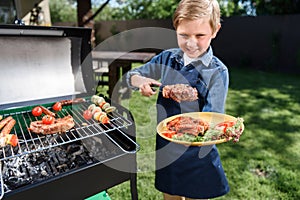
<box><xmin>29</xmin><ymin>115</ymin><xmax>75</xmax><ymax>135</ymax></box>
<box><xmin>166</xmin><ymin>116</ymin><xmax>209</xmax><ymax>136</ymax></box>
<box><xmin>162</xmin><ymin>84</ymin><xmax>198</xmax><ymax>102</ymax></box>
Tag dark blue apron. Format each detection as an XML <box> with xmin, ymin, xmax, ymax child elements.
<box><xmin>154</xmin><ymin>64</ymin><xmax>229</xmax><ymax>199</ymax></box>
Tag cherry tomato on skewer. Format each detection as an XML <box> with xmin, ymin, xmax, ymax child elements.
<box><xmin>6</xmin><ymin>134</ymin><xmax>18</xmax><ymax>147</ymax></box>
<box><xmin>101</xmin><ymin>115</ymin><xmax>110</xmax><ymax>124</ymax></box>
<box><xmin>32</xmin><ymin>106</ymin><xmax>42</xmax><ymax>117</ymax></box>
<box><xmin>42</xmin><ymin>115</ymin><xmax>55</xmax><ymax>125</ymax></box>
<box><xmin>52</xmin><ymin>102</ymin><xmax>62</xmax><ymax>111</ymax></box>
<box><xmin>83</xmin><ymin>110</ymin><xmax>93</xmax><ymax>120</ymax></box>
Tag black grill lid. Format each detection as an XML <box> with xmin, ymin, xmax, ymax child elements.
<box><xmin>0</xmin><ymin>25</ymin><xmax>94</xmax><ymax>110</ymax></box>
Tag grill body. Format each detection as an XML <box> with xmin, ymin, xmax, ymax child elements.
<box><xmin>0</xmin><ymin>25</ymin><xmax>139</xmax><ymax>200</ymax></box>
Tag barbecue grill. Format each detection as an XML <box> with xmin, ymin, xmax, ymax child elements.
<box><xmin>0</xmin><ymin>25</ymin><xmax>139</xmax><ymax>200</ymax></box>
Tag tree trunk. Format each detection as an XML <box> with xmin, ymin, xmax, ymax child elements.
<box><xmin>77</xmin><ymin>0</ymin><xmax>91</xmax><ymax>27</ymax></box>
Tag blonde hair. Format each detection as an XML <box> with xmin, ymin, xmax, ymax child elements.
<box><xmin>173</xmin><ymin>0</ymin><xmax>221</xmax><ymax>33</ymax></box>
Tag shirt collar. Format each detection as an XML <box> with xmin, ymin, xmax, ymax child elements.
<box><xmin>200</xmin><ymin>46</ymin><xmax>213</xmax><ymax>67</ymax></box>
<box><xmin>172</xmin><ymin>46</ymin><xmax>213</xmax><ymax>68</ymax></box>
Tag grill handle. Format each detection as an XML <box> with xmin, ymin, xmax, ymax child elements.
<box><xmin>0</xmin><ymin>162</ymin><xmax>4</xmax><ymax>199</ymax></box>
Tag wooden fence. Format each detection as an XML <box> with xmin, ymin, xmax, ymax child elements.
<box><xmin>56</xmin><ymin>14</ymin><xmax>300</xmax><ymax>74</ymax></box>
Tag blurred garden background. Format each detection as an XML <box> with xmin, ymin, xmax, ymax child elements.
<box><xmin>105</xmin><ymin>65</ymin><xmax>300</xmax><ymax>200</ymax></box>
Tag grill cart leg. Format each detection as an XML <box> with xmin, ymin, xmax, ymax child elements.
<box><xmin>130</xmin><ymin>173</ymin><xmax>138</xmax><ymax>200</ymax></box>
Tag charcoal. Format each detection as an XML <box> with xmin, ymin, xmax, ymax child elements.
<box><xmin>5</xmin><ymin>177</ymin><xmax>32</xmax><ymax>189</ymax></box>
<box><xmin>2</xmin><ymin>138</ymin><xmax>118</xmax><ymax>194</ymax></box>
<box><xmin>56</xmin><ymin>150</ymin><xmax>68</xmax><ymax>163</ymax></box>
<box><xmin>73</xmin><ymin>155</ymin><xmax>87</xmax><ymax>167</ymax></box>
<box><xmin>56</xmin><ymin>163</ymin><xmax>68</xmax><ymax>172</ymax></box>
<box><xmin>51</xmin><ymin>154</ymin><xmax>59</xmax><ymax>165</ymax></box>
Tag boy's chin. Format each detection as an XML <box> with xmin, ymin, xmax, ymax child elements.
<box><xmin>185</xmin><ymin>51</ymin><xmax>202</xmax><ymax>58</ymax></box>
<box><xmin>183</xmin><ymin>48</ymin><xmax>205</xmax><ymax>58</ymax></box>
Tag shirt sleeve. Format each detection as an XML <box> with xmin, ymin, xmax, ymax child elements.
<box><xmin>126</xmin><ymin>53</ymin><xmax>164</xmax><ymax>90</ymax></box>
<box><xmin>202</xmin><ymin>62</ymin><xmax>229</xmax><ymax>114</ymax></box>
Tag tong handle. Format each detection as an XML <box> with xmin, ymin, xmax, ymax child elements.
<box><xmin>150</xmin><ymin>84</ymin><xmax>161</xmax><ymax>92</ymax></box>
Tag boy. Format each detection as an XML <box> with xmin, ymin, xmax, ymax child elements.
<box><xmin>127</xmin><ymin>0</ymin><xmax>229</xmax><ymax>199</ymax></box>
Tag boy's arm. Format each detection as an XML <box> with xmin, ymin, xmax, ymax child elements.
<box><xmin>126</xmin><ymin>53</ymin><xmax>164</xmax><ymax>97</ymax></box>
<box><xmin>202</xmin><ymin>68</ymin><xmax>229</xmax><ymax>113</ymax></box>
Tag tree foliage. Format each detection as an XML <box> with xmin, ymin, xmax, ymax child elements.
<box><xmin>109</xmin><ymin>0</ymin><xmax>180</xmax><ymax>20</ymax></box>
<box><xmin>49</xmin><ymin>0</ymin><xmax>76</xmax><ymax>23</ymax></box>
<box><xmin>49</xmin><ymin>0</ymin><xmax>300</xmax><ymax>24</ymax></box>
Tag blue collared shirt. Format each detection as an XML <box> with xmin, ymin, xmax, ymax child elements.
<box><xmin>126</xmin><ymin>47</ymin><xmax>229</xmax><ymax>113</ymax></box>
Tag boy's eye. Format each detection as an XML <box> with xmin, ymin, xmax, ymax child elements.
<box><xmin>178</xmin><ymin>33</ymin><xmax>205</xmax><ymax>39</ymax></box>
<box><xmin>196</xmin><ymin>34</ymin><xmax>205</xmax><ymax>38</ymax></box>
<box><xmin>179</xmin><ymin>34</ymin><xmax>188</xmax><ymax>39</ymax></box>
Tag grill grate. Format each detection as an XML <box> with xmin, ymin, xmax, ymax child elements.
<box><xmin>0</xmin><ymin>100</ymin><xmax>135</xmax><ymax>161</ymax></box>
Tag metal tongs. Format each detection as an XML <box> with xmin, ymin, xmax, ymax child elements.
<box><xmin>150</xmin><ymin>84</ymin><xmax>162</xmax><ymax>92</ymax></box>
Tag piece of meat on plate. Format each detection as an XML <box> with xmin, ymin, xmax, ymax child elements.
<box><xmin>29</xmin><ymin>115</ymin><xmax>75</xmax><ymax>135</ymax></box>
<box><xmin>166</xmin><ymin>116</ymin><xmax>209</xmax><ymax>136</ymax></box>
<box><xmin>162</xmin><ymin>84</ymin><xmax>198</xmax><ymax>102</ymax></box>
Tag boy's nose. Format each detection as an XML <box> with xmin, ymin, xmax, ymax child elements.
<box><xmin>186</xmin><ymin>37</ymin><xmax>197</xmax><ymax>48</ymax></box>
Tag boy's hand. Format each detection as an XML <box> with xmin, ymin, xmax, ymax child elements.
<box><xmin>131</xmin><ymin>74</ymin><xmax>161</xmax><ymax>97</ymax></box>
<box><xmin>139</xmin><ymin>79</ymin><xmax>161</xmax><ymax>97</ymax></box>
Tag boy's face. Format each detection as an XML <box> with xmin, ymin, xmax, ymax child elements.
<box><xmin>176</xmin><ymin>18</ymin><xmax>220</xmax><ymax>58</ymax></box>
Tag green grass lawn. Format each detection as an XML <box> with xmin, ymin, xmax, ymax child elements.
<box><xmin>104</xmin><ymin>67</ymin><xmax>300</xmax><ymax>200</ymax></box>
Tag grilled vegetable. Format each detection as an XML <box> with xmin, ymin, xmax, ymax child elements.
<box><xmin>162</xmin><ymin>130</ymin><xmax>176</xmax><ymax>138</ymax></box>
<box><xmin>83</xmin><ymin>110</ymin><xmax>93</xmax><ymax>120</ymax></box>
<box><xmin>203</xmin><ymin>118</ymin><xmax>244</xmax><ymax>142</ymax></box>
<box><xmin>6</xmin><ymin>134</ymin><xmax>18</xmax><ymax>147</ymax></box>
<box><xmin>101</xmin><ymin>115</ymin><xmax>110</xmax><ymax>124</ymax></box>
<box><xmin>42</xmin><ymin>115</ymin><xmax>55</xmax><ymax>125</ymax></box>
<box><xmin>214</xmin><ymin>121</ymin><xmax>236</xmax><ymax>133</ymax></box>
<box><xmin>52</xmin><ymin>102</ymin><xmax>62</xmax><ymax>111</ymax></box>
<box><xmin>93</xmin><ymin>111</ymin><xmax>102</xmax><ymax>121</ymax></box>
<box><xmin>92</xmin><ymin>110</ymin><xmax>110</xmax><ymax>124</ymax></box>
<box><xmin>92</xmin><ymin>107</ymin><xmax>102</xmax><ymax>114</ymax></box>
<box><xmin>32</xmin><ymin>106</ymin><xmax>43</xmax><ymax>117</ymax></box>
<box><xmin>104</xmin><ymin>106</ymin><xmax>116</xmax><ymax>113</ymax></box>
<box><xmin>88</xmin><ymin>104</ymin><xmax>96</xmax><ymax>112</ymax></box>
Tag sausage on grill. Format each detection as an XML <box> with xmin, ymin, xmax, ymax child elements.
<box><xmin>40</xmin><ymin>106</ymin><xmax>56</xmax><ymax>117</ymax></box>
<box><xmin>0</xmin><ymin>116</ymin><xmax>13</xmax><ymax>130</ymax></box>
<box><xmin>60</xmin><ymin>98</ymin><xmax>86</xmax><ymax>106</ymax></box>
<box><xmin>0</xmin><ymin>118</ymin><xmax>16</xmax><ymax>137</ymax></box>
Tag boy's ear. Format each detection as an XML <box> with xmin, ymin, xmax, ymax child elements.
<box><xmin>212</xmin><ymin>23</ymin><xmax>221</xmax><ymax>38</ymax></box>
